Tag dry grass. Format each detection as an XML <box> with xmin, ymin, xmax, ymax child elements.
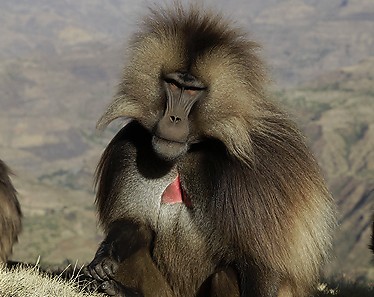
<box><xmin>1</xmin><ymin>262</ymin><xmax>373</xmax><ymax>297</ymax></box>
<box><xmin>315</xmin><ymin>278</ymin><xmax>374</xmax><ymax>297</ymax></box>
<box><xmin>0</xmin><ymin>262</ymin><xmax>103</xmax><ymax>297</ymax></box>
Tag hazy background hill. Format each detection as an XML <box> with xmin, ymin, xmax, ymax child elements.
<box><xmin>0</xmin><ymin>0</ymin><xmax>373</xmax><ymax>283</ymax></box>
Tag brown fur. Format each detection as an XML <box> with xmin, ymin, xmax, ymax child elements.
<box><xmin>115</xmin><ymin>248</ymin><xmax>175</xmax><ymax>297</ymax></box>
<box><xmin>209</xmin><ymin>268</ymin><xmax>240</xmax><ymax>297</ymax></box>
<box><xmin>90</xmin><ymin>5</ymin><xmax>336</xmax><ymax>297</ymax></box>
<box><xmin>370</xmin><ymin>217</ymin><xmax>374</xmax><ymax>255</ymax></box>
<box><xmin>0</xmin><ymin>160</ymin><xmax>22</xmax><ymax>262</ymax></box>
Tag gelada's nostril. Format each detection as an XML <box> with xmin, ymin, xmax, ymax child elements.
<box><xmin>170</xmin><ymin>115</ymin><xmax>181</xmax><ymax>123</ymax></box>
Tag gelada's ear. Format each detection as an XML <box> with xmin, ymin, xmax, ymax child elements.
<box><xmin>96</xmin><ymin>95</ymin><xmax>142</xmax><ymax>131</ymax></box>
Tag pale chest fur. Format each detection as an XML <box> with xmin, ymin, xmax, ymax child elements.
<box><xmin>153</xmin><ymin>205</ymin><xmax>216</xmax><ymax>297</ymax></box>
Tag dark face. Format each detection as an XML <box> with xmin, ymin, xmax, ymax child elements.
<box><xmin>152</xmin><ymin>72</ymin><xmax>206</xmax><ymax>161</ymax></box>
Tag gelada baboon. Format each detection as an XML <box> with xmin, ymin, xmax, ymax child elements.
<box><xmin>0</xmin><ymin>160</ymin><xmax>22</xmax><ymax>263</ymax></box>
<box><xmin>86</xmin><ymin>4</ymin><xmax>336</xmax><ymax>297</ymax></box>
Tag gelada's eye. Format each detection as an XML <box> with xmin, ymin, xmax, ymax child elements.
<box><xmin>186</xmin><ymin>89</ymin><xmax>197</xmax><ymax>96</ymax></box>
<box><xmin>169</xmin><ymin>82</ymin><xmax>179</xmax><ymax>92</ymax></box>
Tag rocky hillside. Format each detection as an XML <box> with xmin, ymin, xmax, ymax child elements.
<box><xmin>280</xmin><ymin>57</ymin><xmax>374</xmax><ymax>280</ymax></box>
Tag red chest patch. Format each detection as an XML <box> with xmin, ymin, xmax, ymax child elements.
<box><xmin>161</xmin><ymin>175</ymin><xmax>192</xmax><ymax>207</ymax></box>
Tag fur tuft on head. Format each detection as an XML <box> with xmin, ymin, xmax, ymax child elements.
<box><xmin>97</xmin><ymin>4</ymin><xmax>269</xmax><ymax>165</ymax></box>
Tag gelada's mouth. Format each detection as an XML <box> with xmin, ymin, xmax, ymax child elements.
<box><xmin>151</xmin><ymin>136</ymin><xmax>188</xmax><ymax>160</ymax></box>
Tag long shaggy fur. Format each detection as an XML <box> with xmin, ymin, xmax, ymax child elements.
<box><xmin>95</xmin><ymin>5</ymin><xmax>336</xmax><ymax>297</ymax></box>
<box><xmin>0</xmin><ymin>160</ymin><xmax>22</xmax><ymax>262</ymax></box>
